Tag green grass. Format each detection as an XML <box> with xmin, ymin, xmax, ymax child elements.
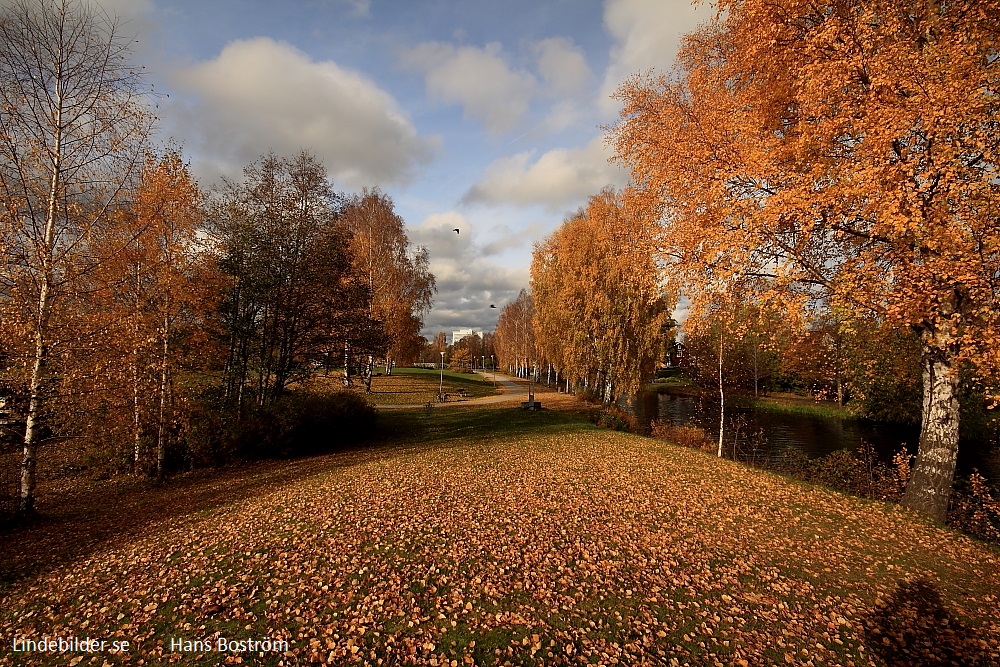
<box><xmin>368</xmin><ymin>367</ymin><xmax>500</xmax><ymax>405</ymax></box>
<box><xmin>736</xmin><ymin>395</ymin><xmax>856</xmax><ymax>420</ymax></box>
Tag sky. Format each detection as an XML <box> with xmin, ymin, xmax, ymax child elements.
<box><xmin>90</xmin><ymin>0</ymin><xmax>713</xmax><ymax>337</ymax></box>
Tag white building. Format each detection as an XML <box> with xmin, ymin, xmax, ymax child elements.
<box><xmin>451</xmin><ymin>328</ymin><xmax>481</xmax><ymax>346</ymax></box>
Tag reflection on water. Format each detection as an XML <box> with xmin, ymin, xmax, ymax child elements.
<box><xmin>636</xmin><ymin>391</ymin><xmax>1000</xmax><ymax>483</ymax></box>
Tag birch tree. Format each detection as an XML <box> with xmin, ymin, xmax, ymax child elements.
<box><xmin>613</xmin><ymin>0</ymin><xmax>1000</xmax><ymax>521</ymax></box>
<box><xmin>531</xmin><ymin>189</ymin><xmax>674</xmax><ymax>404</ymax></box>
<box><xmin>127</xmin><ymin>151</ymin><xmax>206</xmax><ymax>478</ymax></box>
<box><xmin>0</xmin><ymin>0</ymin><xmax>151</xmax><ymax>514</ymax></box>
<box><xmin>494</xmin><ymin>290</ymin><xmax>535</xmax><ymax>379</ymax></box>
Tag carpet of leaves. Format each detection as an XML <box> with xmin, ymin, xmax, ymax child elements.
<box><xmin>2</xmin><ymin>410</ymin><xmax>999</xmax><ymax>666</ymax></box>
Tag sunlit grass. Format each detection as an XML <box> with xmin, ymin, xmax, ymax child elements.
<box><xmin>306</xmin><ymin>366</ymin><xmax>500</xmax><ymax>406</ymax></box>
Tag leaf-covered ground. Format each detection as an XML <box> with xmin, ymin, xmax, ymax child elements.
<box><xmin>2</xmin><ymin>397</ymin><xmax>998</xmax><ymax>666</ymax></box>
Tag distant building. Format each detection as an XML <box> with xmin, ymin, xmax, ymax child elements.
<box><xmin>451</xmin><ymin>328</ymin><xmax>481</xmax><ymax>346</ymax></box>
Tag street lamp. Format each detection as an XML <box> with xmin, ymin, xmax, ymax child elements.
<box><xmin>490</xmin><ymin>354</ymin><xmax>495</xmax><ymax>386</ymax></box>
<box><xmin>439</xmin><ymin>351</ymin><xmax>445</xmax><ymax>398</ymax></box>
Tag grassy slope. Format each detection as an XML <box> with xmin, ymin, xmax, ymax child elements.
<box><xmin>1</xmin><ymin>397</ymin><xmax>998</xmax><ymax>666</ymax></box>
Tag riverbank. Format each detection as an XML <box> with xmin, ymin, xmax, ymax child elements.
<box><xmin>647</xmin><ymin>381</ymin><xmax>856</xmax><ymax>420</ymax></box>
<box><xmin>2</xmin><ymin>397</ymin><xmax>998</xmax><ymax>666</ymax></box>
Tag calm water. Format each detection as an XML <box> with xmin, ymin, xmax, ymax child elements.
<box><xmin>636</xmin><ymin>391</ymin><xmax>1000</xmax><ymax>483</ymax></box>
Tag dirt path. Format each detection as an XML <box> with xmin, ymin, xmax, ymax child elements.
<box><xmin>377</xmin><ymin>371</ymin><xmax>535</xmax><ymax>409</ymax></box>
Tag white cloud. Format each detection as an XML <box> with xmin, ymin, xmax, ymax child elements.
<box><xmin>166</xmin><ymin>37</ymin><xmax>437</xmax><ymax>189</ymax></box>
<box><xmin>402</xmin><ymin>41</ymin><xmax>536</xmax><ymax>135</ymax></box>
<box><xmin>409</xmin><ymin>212</ymin><xmax>529</xmax><ymax>335</ymax></box>
<box><xmin>462</xmin><ymin>135</ymin><xmax>629</xmax><ymax>210</ymax></box>
<box><xmin>598</xmin><ymin>0</ymin><xmax>713</xmax><ymax>114</ymax></box>
<box><xmin>533</xmin><ymin>37</ymin><xmax>592</xmax><ymax>97</ymax></box>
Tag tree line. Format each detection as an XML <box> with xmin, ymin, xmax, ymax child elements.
<box><xmin>0</xmin><ymin>0</ymin><xmax>434</xmax><ymax>515</ymax></box>
<box><xmin>493</xmin><ymin>0</ymin><xmax>999</xmax><ymax>523</ymax></box>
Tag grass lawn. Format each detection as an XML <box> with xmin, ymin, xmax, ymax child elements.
<box><xmin>1</xmin><ymin>396</ymin><xmax>998</xmax><ymax>666</ymax></box>
<box><xmin>735</xmin><ymin>394</ymin><xmax>856</xmax><ymax>421</ymax></box>
<box><xmin>308</xmin><ymin>367</ymin><xmax>500</xmax><ymax>406</ymax></box>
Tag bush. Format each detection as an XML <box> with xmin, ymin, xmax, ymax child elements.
<box><xmin>592</xmin><ymin>406</ymin><xmax>641</xmax><ymax>433</ymax></box>
<box><xmin>948</xmin><ymin>472</ymin><xmax>1000</xmax><ymax>544</ymax></box>
<box><xmin>181</xmin><ymin>390</ymin><xmax>376</xmax><ymax>468</ymax></box>
<box><xmin>650</xmin><ymin>420</ymin><xmax>714</xmax><ymax>452</ymax></box>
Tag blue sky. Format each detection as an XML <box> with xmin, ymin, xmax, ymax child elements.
<box><xmin>97</xmin><ymin>0</ymin><xmax>712</xmax><ymax>336</ymax></box>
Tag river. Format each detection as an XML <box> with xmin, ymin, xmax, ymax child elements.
<box><xmin>635</xmin><ymin>390</ymin><xmax>1000</xmax><ymax>484</ymax></box>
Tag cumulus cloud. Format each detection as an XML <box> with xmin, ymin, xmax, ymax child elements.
<box><xmin>533</xmin><ymin>37</ymin><xmax>592</xmax><ymax>97</ymax></box>
<box><xmin>402</xmin><ymin>41</ymin><xmax>536</xmax><ymax>135</ymax></box>
<box><xmin>598</xmin><ymin>0</ymin><xmax>713</xmax><ymax>114</ymax></box>
<box><xmin>462</xmin><ymin>135</ymin><xmax>629</xmax><ymax>210</ymax></box>
<box><xmin>166</xmin><ymin>37</ymin><xmax>437</xmax><ymax>189</ymax></box>
<box><xmin>409</xmin><ymin>212</ymin><xmax>529</xmax><ymax>335</ymax></box>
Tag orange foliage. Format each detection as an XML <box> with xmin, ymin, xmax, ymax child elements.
<box><xmin>611</xmin><ymin>0</ymin><xmax>1000</xmax><ymax>520</ymax></box>
<box><xmin>531</xmin><ymin>188</ymin><xmax>674</xmax><ymax>402</ymax></box>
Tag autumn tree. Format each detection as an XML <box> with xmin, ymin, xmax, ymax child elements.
<box><xmin>340</xmin><ymin>188</ymin><xmax>435</xmax><ymax>389</ymax></box>
<box><xmin>612</xmin><ymin>0</ymin><xmax>1000</xmax><ymax>521</ymax></box>
<box><xmin>449</xmin><ymin>347</ymin><xmax>472</xmax><ymax>371</ymax></box>
<box><xmin>0</xmin><ymin>0</ymin><xmax>152</xmax><ymax>514</ymax></box>
<box><xmin>213</xmin><ymin>152</ymin><xmax>361</xmax><ymax>408</ymax></box>
<box><xmin>115</xmin><ymin>150</ymin><xmax>209</xmax><ymax>478</ymax></box>
<box><xmin>494</xmin><ymin>290</ymin><xmax>535</xmax><ymax>379</ymax></box>
<box><xmin>531</xmin><ymin>188</ymin><xmax>674</xmax><ymax>404</ymax></box>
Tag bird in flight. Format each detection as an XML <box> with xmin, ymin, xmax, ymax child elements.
<box><xmin>453</xmin><ymin>228</ymin><xmax>460</xmax><ymax>234</ymax></box>
<box><xmin>490</xmin><ymin>305</ymin><xmax>496</xmax><ymax>308</ymax></box>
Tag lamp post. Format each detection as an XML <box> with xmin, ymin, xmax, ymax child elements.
<box><xmin>439</xmin><ymin>351</ymin><xmax>445</xmax><ymax>398</ymax></box>
<box><xmin>491</xmin><ymin>354</ymin><xmax>495</xmax><ymax>386</ymax></box>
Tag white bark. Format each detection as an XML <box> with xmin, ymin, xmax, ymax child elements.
<box><xmin>901</xmin><ymin>326</ymin><xmax>961</xmax><ymax>522</ymax></box>
<box><xmin>717</xmin><ymin>332</ymin><xmax>724</xmax><ymax>458</ymax></box>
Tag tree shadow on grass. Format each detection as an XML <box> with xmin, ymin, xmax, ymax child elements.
<box><xmin>862</xmin><ymin>578</ymin><xmax>992</xmax><ymax>667</ymax></box>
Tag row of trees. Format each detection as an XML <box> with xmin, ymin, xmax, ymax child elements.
<box><xmin>530</xmin><ymin>189</ymin><xmax>674</xmax><ymax>403</ymax></box>
<box><xmin>0</xmin><ymin>0</ymin><xmax>434</xmax><ymax>514</ymax></box>
<box><xmin>491</xmin><ymin>188</ymin><xmax>674</xmax><ymax>404</ymax></box>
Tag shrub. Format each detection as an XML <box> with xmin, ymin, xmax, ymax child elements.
<box><xmin>181</xmin><ymin>390</ymin><xmax>376</xmax><ymax>467</ymax></box>
<box><xmin>948</xmin><ymin>472</ymin><xmax>1000</xmax><ymax>544</ymax></box>
<box><xmin>650</xmin><ymin>420</ymin><xmax>714</xmax><ymax>452</ymax></box>
<box><xmin>592</xmin><ymin>406</ymin><xmax>641</xmax><ymax>433</ymax></box>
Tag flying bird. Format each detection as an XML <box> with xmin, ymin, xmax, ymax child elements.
<box><xmin>453</xmin><ymin>228</ymin><xmax>460</xmax><ymax>234</ymax></box>
<box><xmin>490</xmin><ymin>305</ymin><xmax>496</xmax><ymax>308</ymax></box>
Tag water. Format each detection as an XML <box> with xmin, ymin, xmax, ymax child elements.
<box><xmin>637</xmin><ymin>391</ymin><xmax>1000</xmax><ymax>483</ymax></box>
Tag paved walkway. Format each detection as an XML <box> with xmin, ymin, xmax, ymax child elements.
<box><xmin>377</xmin><ymin>372</ymin><xmax>532</xmax><ymax>410</ymax></box>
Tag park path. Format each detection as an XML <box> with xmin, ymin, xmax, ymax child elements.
<box><xmin>377</xmin><ymin>371</ymin><xmax>531</xmax><ymax>410</ymax></box>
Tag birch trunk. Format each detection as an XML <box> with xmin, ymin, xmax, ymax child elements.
<box><xmin>155</xmin><ymin>303</ymin><xmax>171</xmax><ymax>480</ymax></box>
<box><xmin>21</xmin><ymin>308</ymin><xmax>49</xmax><ymax>515</ymax></box>
<box><xmin>20</xmin><ymin>88</ymin><xmax>62</xmax><ymax>515</ymax></box>
<box><xmin>342</xmin><ymin>341</ymin><xmax>352</xmax><ymax>387</ymax></box>
<box><xmin>901</xmin><ymin>327</ymin><xmax>961</xmax><ymax>522</ymax></box>
<box><xmin>717</xmin><ymin>332</ymin><xmax>724</xmax><ymax>459</ymax></box>
<box><xmin>363</xmin><ymin>354</ymin><xmax>374</xmax><ymax>393</ymax></box>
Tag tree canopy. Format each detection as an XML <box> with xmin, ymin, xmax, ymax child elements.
<box><xmin>611</xmin><ymin>0</ymin><xmax>1000</xmax><ymax>520</ymax></box>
